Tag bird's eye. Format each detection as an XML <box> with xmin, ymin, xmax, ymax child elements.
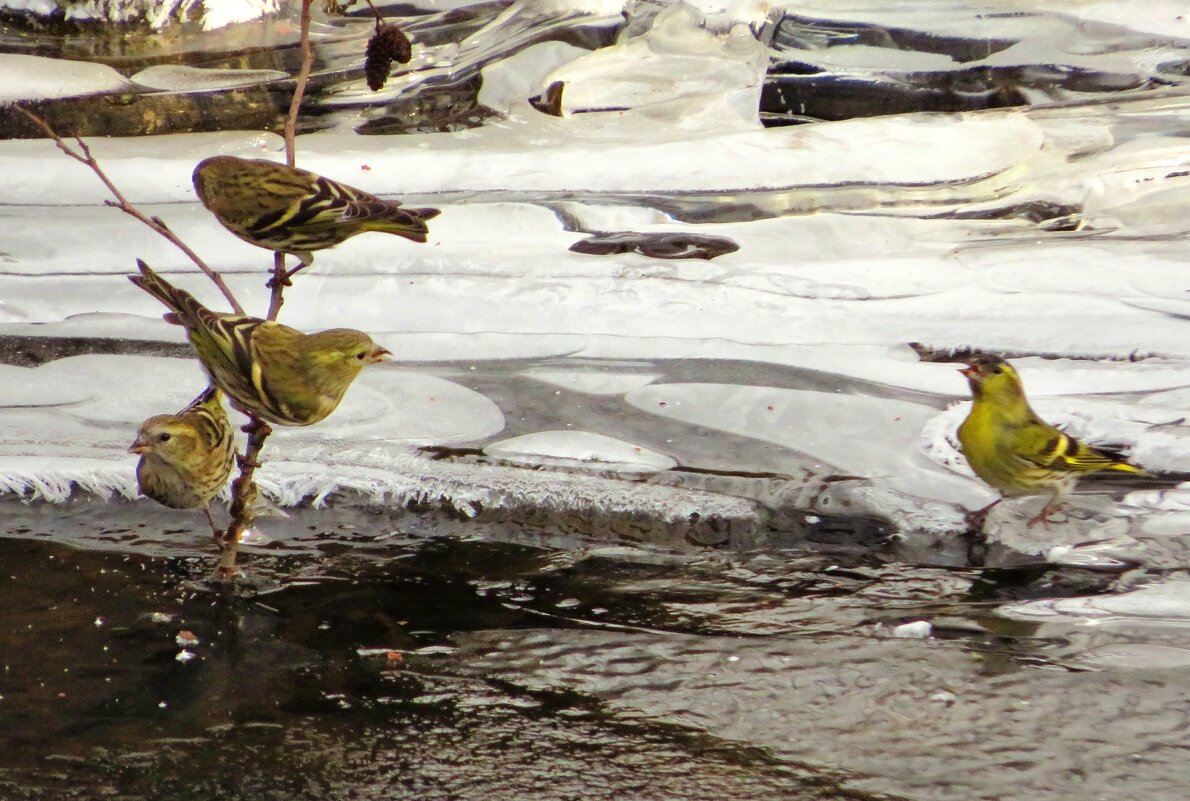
<box><xmin>159</xmin><ymin>432</ymin><xmax>171</xmax><ymax>442</ymax></box>
<box><xmin>356</xmin><ymin>351</ymin><xmax>367</xmax><ymax>360</ymax></box>
<box><xmin>992</xmin><ymin>366</ymin><xmax>1003</xmax><ymax>375</ymax></box>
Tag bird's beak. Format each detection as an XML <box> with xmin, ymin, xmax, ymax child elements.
<box><xmin>371</xmin><ymin>346</ymin><xmax>392</xmax><ymax>361</ymax></box>
<box><xmin>958</xmin><ymin>365</ymin><xmax>977</xmax><ymax>379</ymax></box>
<box><xmin>128</xmin><ymin>438</ymin><xmax>150</xmax><ymax>455</ymax></box>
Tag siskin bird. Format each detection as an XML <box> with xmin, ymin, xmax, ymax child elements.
<box><xmin>957</xmin><ymin>355</ymin><xmax>1148</xmax><ymax>526</ymax></box>
<box><xmin>192</xmin><ymin>155</ymin><xmax>440</xmax><ymax>268</ymax></box>
<box><xmin>129</xmin><ymin>385</ymin><xmax>235</xmax><ymax>534</ymax></box>
<box><xmin>130</xmin><ymin>259</ymin><xmax>391</xmax><ymax>426</ymax></box>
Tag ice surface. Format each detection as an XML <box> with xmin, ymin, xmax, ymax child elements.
<box><xmin>0</xmin><ymin>0</ymin><xmax>1187</xmax><ymax>545</ymax></box>
<box><xmin>625</xmin><ymin>383</ymin><xmax>992</xmax><ymax>506</ymax></box>
<box><xmin>0</xmin><ymin>0</ymin><xmax>54</xmax><ymax>15</ymax></box>
<box><xmin>0</xmin><ymin>364</ymin><xmax>93</xmax><ymax>407</ymax></box>
<box><xmin>484</xmin><ymin>430</ymin><xmax>677</xmax><ymax>473</ymax></box>
<box><xmin>519</xmin><ymin>368</ymin><xmax>661</xmax><ymax>396</ymax></box>
<box><xmin>477</xmin><ymin>42</ymin><xmax>589</xmax><ymax>116</ymax></box>
<box><xmin>782</xmin><ymin>0</ymin><xmax>1190</xmax><ymax>41</ymax></box>
<box><xmin>190</xmin><ymin>0</ymin><xmax>281</xmax><ymax>31</ymax></box>
<box><xmin>0</xmin><ymin>109</ymin><xmax>1047</xmax><ymax>201</ymax></box>
<box><xmin>997</xmin><ymin>582</ymin><xmax>1190</xmax><ymax>625</ymax></box>
<box><xmin>0</xmin><ymin>54</ymin><xmax>132</xmax><ymax>103</ymax></box>
<box><xmin>2</xmin><ymin>354</ymin><xmax>505</xmax><ymax>443</ymax></box>
<box><xmin>540</xmin><ymin>3</ymin><xmax>767</xmax><ymax>125</ymax></box>
<box><xmin>1072</xmin><ymin>644</ymin><xmax>1190</xmax><ymax>670</ymax></box>
<box><xmin>130</xmin><ymin>66</ymin><xmax>288</xmax><ymax>92</ymax></box>
<box><xmin>0</xmin><ymin>0</ymin><xmax>284</xmax><ymax>29</ymax></box>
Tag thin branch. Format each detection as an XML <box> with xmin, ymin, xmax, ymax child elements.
<box><xmin>219</xmin><ymin>0</ymin><xmax>318</xmax><ymax>578</ymax></box>
<box><xmin>14</xmin><ymin>105</ymin><xmax>245</xmax><ymax>316</ymax></box>
<box><xmin>283</xmin><ymin>0</ymin><xmax>315</xmax><ymax>168</ymax></box>
<box><xmin>362</xmin><ymin>0</ymin><xmax>384</xmax><ymax>24</ymax></box>
<box><xmin>214</xmin><ymin>419</ymin><xmax>272</xmax><ymax>581</ymax></box>
<box><xmin>267</xmin><ymin>251</ymin><xmax>289</xmax><ymax>320</ymax></box>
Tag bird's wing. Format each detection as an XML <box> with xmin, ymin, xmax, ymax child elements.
<box><xmin>1014</xmin><ymin>425</ymin><xmax>1126</xmax><ymax>475</ymax></box>
<box><xmin>244</xmin><ymin>323</ymin><xmax>320</xmax><ymax>424</ymax></box>
<box><xmin>299</xmin><ymin>175</ymin><xmax>430</xmax><ymax>230</ymax></box>
<box><xmin>178</xmin><ymin>386</ymin><xmax>231</xmax><ymax>452</ymax></box>
<box><xmin>278</xmin><ymin>175</ymin><xmax>385</xmax><ymax>228</ymax></box>
<box><xmin>244</xmin><ymin>174</ymin><xmax>434</xmax><ymax>246</ymax></box>
<box><xmin>192</xmin><ymin>316</ymin><xmax>293</xmax><ymax>423</ymax></box>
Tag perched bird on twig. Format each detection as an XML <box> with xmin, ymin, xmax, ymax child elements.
<box><xmin>130</xmin><ymin>259</ymin><xmax>390</xmax><ymax>426</ymax></box>
<box><xmin>192</xmin><ymin>155</ymin><xmax>439</xmax><ymax>270</ymax></box>
<box><xmin>957</xmin><ymin>355</ymin><xmax>1149</xmax><ymax>527</ymax></box>
<box><xmin>129</xmin><ymin>385</ymin><xmax>235</xmax><ymax>534</ymax></box>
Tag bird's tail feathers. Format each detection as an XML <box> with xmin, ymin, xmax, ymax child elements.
<box><xmin>130</xmin><ymin>259</ymin><xmax>207</xmax><ymax>328</ymax></box>
<box><xmin>189</xmin><ymin>385</ymin><xmax>223</xmax><ymax>410</ymax></box>
<box><xmin>367</xmin><ymin>205</ymin><xmax>441</xmax><ymax>243</ymax></box>
<box><xmin>1104</xmin><ymin>461</ymin><xmax>1151</xmax><ymax>478</ymax></box>
<box><xmin>129</xmin><ymin>259</ymin><xmax>178</xmax><ymax>310</ymax></box>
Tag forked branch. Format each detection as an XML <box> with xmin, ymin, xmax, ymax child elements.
<box><xmin>13</xmin><ymin>106</ymin><xmax>244</xmax><ymax>315</ymax></box>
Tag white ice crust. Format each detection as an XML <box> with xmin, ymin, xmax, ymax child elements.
<box><xmin>0</xmin><ymin>0</ymin><xmax>282</xmax><ymax>29</ymax></box>
<box><xmin>0</xmin><ymin>54</ymin><xmax>132</xmax><ymax>102</ymax></box>
<box><xmin>0</xmin><ymin>0</ymin><xmax>1186</xmax><ymax>546</ymax></box>
<box><xmin>484</xmin><ymin>430</ymin><xmax>677</xmax><ymax>473</ymax></box>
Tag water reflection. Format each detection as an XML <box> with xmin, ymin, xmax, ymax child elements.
<box><xmin>2</xmin><ymin>498</ymin><xmax>1186</xmax><ymax>800</ymax></box>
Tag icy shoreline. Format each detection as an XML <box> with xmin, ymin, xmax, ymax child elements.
<box><xmin>0</xmin><ymin>0</ymin><xmax>1186</xmax><ymax>558</ymax></box>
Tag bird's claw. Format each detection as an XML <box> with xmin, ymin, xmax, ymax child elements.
<box><xmin>1026</xmin><ymin>500</ymin><xmax>1063</xmax><ymax>528</ymax></box>
<box><xmin>266</xmin><ymin>273</ymin><xmax>293</xmax><ymax>290</ymax></box>
<box><xmin>239</xmin><ymin>420</ymin><xmax>273</xmax><ymax>438</ymax></box>
<box><xmin>236</xmin><ymin>453</ymin><xmax>262</xmax><ymax>470</ymax></box>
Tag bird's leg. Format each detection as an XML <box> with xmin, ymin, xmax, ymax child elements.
<box><xmin>203</xmin><ymin>505</ymin><xmax>219</xmax><ymax>539</ymax></box>
<box><xmin>964</xmin><ymin>498</ymin><xmax>1002</xmax><ymax>532</ymax></box>
<box><xmin>266</xmin><ymin>252</ymin><xmax>310</xmax><ymax>321</ymax></box>
<box><xmin>1027</xmin><ymin>491</ymin><xmax>1063</xmax><ymax>529</ymax></box>
<box><xmin>265</xmin><ymin>254</ymin><xmax>312</xmax><ymax>290</ymax></box>
<box><xmin>282</xmin><ymin>253</ymin><xmax>313</xmax><ymax>283</ymax></box>
<box><xmin>265</xmin><ymin>256</ymin><xmax>295</xmax><ymax>289</ymax></box>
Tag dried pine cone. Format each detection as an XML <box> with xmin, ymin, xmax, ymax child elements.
<box><xmin>365</xmin><ymin>23</ymin><xmax>412</xmax><ymax>92</ymax></box>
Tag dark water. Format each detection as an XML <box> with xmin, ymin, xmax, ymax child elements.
<box><xmin>0</xmin><ymin>499</ymin><xmax>877</xmax><ymax>800</ymax></box>
<box><xmin>5</xmin><ymin>496</ymin><xmax>1186</xmax><ymax>801</ymax></box>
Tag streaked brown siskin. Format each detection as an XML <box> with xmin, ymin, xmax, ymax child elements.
<box><xmin>129</xmin><ymin>385</ymin><xmax>235</xmax><ymax>533</ymax></box>
<box><xmin>193</xmin><ymin>155</ymin><xmax>440</xmax><ymax>267</ymax></box>
<box><xmin>130</xmin><ymin>260</ymin><xmax>390</xmax><ymax>427</ymax></box>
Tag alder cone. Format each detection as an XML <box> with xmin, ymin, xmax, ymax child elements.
<box><xmin>365</xmin><ymin>23</ymin><xmax>412</xmax><ymax>91</ymax></box>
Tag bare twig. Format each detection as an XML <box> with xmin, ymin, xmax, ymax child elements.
<box><xmin>14</xmin><ymin>106</ymin><xmax>245</xmax><ymax>315</ymax></box>
<box><xmin>283</xmin><ymin>0</ymin><xmax>315</xmax><ymax>168</ymax></box>
<box><xmin>25</xmin><ymin>0</ymin><xmax>322</xmax><ymax>582</ymax></box>
<box><xmin>362</xmin><ymin>0</ymin><xmax>384</xmax><ymax>24</ymax></box>
<box><xmin>219</xmin><ymin>0</ymin><xmax>318</xmax><ymax>576</ymax></box>
<box><xmin>266</xmin><ymin>252</ymin><xmax>290</xmax><ymax>320</ymax></box>
<box><xmin>214</xmin><ymin>418</ymin><xmax>272</xmax><ymax>581</ymax></box>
